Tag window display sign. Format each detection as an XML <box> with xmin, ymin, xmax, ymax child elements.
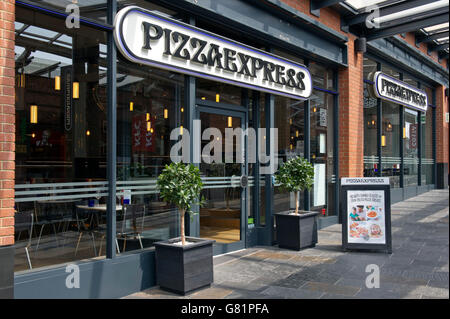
<box><xmin>340</xmin><ymin>177</ymin><xmax>392</xmax><ymax>253</ymax></box>
<box><xmin>368</xmin><ymin>71</ymin><xmax>428</xmax><ymax>112</ymax></box>
<box><xmin>114</xmin><ymin>6</ymin><xmax>312</xmax><ymax>100</ymax></box>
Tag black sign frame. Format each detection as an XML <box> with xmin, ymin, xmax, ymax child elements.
<box><xmin>341</xmin><ymin>183</ymin><xmax>392</xmax><ymax>254</ymax></box>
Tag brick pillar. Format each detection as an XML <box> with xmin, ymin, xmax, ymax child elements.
<box><xmin>338</xmin><ymin>36</ymin><xmax>364</xmax><ymax>178</ymax></box>
<box><xmin>0</xmin><ymin>0</ymin><xmax>15</xmax><ymax>299</ymax></box>
<box><xmin>436</xmin><ymin>85</ymin><xmax>449</xmax><ymax>188</ymax></box>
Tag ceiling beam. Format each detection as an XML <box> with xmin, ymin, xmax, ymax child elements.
<box><xmin>429</xmin><ymin>43</ymin><xmax>449</xmax><ymax>52</ymax></box>
<box><xmin>310</xmin><ymin>0</ymin><xmax>342</xmax><ymax>17</ymax></box>
<box><xmin>378</xmin><ymin>7</ymin><xmax>449</xmax><ymax>29</ymax></box>
<box><xmin>342</xmin><ymin>0</ymin><xmax>439</xmax><ymax>28</ymax></box>
<box><xmin>366</xmin><ymin>12</ymin><xmax>449</xmax><ymax>41</ymax></box>
<box><xmin>438</xmin><ymin>51</ymin><xmax>449</xmax><ymax>60</ymax></box>
<box><xmin>416</xmin><ymin>31</ymin><xmax>449</xmax><ymax>44</ymax></box>
<box><xmin>31</xmin><ymin>62</ymin><xmax>61</xmax><ymax>76</ymax></box>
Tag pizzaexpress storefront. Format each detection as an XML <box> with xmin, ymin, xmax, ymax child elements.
<box><xmin>363</xmin><ymin>55</ymin><xmax>437</xmax><ymax>202</ymax></box>
<box><xmin>11</xmin><ymin>0</ymin><xmax>368</xmax><ymax>298</ymax></box>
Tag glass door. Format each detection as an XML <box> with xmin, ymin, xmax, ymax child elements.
<box><xmin>196</xmin><ymin>105</ymin><xmax>247</xmax><ymax>254</ymax></box>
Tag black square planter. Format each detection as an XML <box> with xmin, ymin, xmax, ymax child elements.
<box><xmin>275</xmin><ymin>211</ymin><xmax>319</xmax><ymax>251</ymax></box>
<box><xmin>154</xmin><ymin>237</ymin><xmax>215</xmax><ymax>295</ymax></box>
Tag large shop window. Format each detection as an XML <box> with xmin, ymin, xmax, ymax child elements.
<box><xmin>363</xmin><ymin>58</ymin><xmax>378</xmax><ymax>177</ymax></box>
<box><xmin>381</xmin><ymin>101</ymin><xmax>401</xmax><ymax>188</ymax></box>
<box><xmin>274</xmin><ymin>97</ymin><xmax>305</xmax><ymax>214</ymax></box>
<box><xmin>14</xmin><ymin>9</ymin><xmax>108</xmax><ymax>272</ymax></box>
<box><xmin>25</xmin><ymin>0</ymin><xmax>109</xmax><ymax>22</ymax></box>
<box><xmin>403</xmin><ymin>108</ymin><xmax>419</xmax><ymax>187</ymax></box>
<box><xmin>422</xmin><ymin>86</ymin><xmax>434</xmax><ymax>185</ymax></box>
<box><xmin>116</xmin><ymin>59</ymin><xmax>185</xmax><ymax>252</ymax></box>
<box><xmin>310</xmin><ymin>91</ymin><xmax>336</xmax><ymax>216</ymax></box>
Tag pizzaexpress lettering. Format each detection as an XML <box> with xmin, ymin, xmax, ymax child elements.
<box><xmin>141</xmin><ymin>22</ymin><xmax>307</xmax><ymax>90</ymax></box>
<box><xmin>380</xmin><ymin>78</ymin><xmax>427</xmax><ymax>107</ymax></box>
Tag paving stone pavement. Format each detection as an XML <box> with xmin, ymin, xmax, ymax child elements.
<box><xmin>124</xmin><ymin>189</ymin><xmax>449</xmax><ymax>299</ymax></box>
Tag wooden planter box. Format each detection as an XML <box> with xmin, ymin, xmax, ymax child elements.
<box><xmin>275</xmin><ymin>211</ymin><xmax>320</xmax><ymax>251</ymax></box>
<box><xmin>154</xmin><ymin>237</ymin><xmax>215</xmax><ymax>295</ymax></box>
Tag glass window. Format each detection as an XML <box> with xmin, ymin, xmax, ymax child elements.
<box><xmin>363</xmin><ymin>81</ymin><xmax>379</xmax><ymax>177</ymax></box>
<box><xmin>381</xmin><ymin>101</ymin><xmax>401</xmax><ymax>188</ymax></box>
<box><xmin>274</xmin><ymin>96</ymin><xmax>305</xmax><ymax>215</ymax></box>
<box><xmin>363</xmin><ymin>58</ymin><xmax>377</xmax><ymax>80</ymax></box>
<box><xmin>196</xmin><ymin>78</ymin><xmax>243</xmax><ymax>106</ymax></box>
<box><xmin>25</xmin><ymin>0</ymin><xmax>109</xmax><ymax>23</ymax></box>
<box><xmin>381</xmin><ymin>65</ymin><xmax>400</xmax><ymax>80</ymax></box>
<box><xmin>403</xmin><ymin>108</ymin><xmax>419</xmax><ymax>187</ymax></box>
<box><xmin>116</xmin><ymin>58</ymin><xmax>185</xmax><ymax>252</ymax></box>
<box><xmin>309</xmin><ymin>62</ymin><xmax>334</xmax><ymax>90</ymax></box>
<box><xmin>422</xmin><ymin>87</ymin><xmax>434</xmax><ymax>185</ymax></box>
<box><xmin>14</xmin><ymin>8</ymin><xmax>108</xmax><ymax>272</ymax></box>
<box><xmin>310</xmin><ymin>91</ymin><xmax>336</xmax><ymax>216</ymax></box>
<box><xmin>272</xmin><ymin>49</ymin><xmax>304</xmax><ymax>65</ymax></box>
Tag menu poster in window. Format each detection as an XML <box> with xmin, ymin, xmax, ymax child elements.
<box><xmin>341</xmin><ymin>177</ymin><xmax>392</xmax><ymax>253</ymax></box>
<box><xmin>132</xmin><ymin>114</ymin><xmax>155</xmax><ymax>152</ymax></box>
<box><xmin>409</xmin><ymin>124</ymin><xmax>417</xmax><ymax>149</ymax></box>
<box><xmin>319</xmin><ymin>108</ymin><xmax>327</xmax><ymax>127</ymax></box>
<box><xmin>347</xmin><ymin>190</ymin><xmax>386</xmax><ymax>244</ymax></box>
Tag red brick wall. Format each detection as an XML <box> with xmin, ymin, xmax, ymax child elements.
<box><xmin>436</xmin><ymin>86</ymin><xmax>449</xmax><ymax>165</ymax></box>
<box><xmin>0</xmin><ymin>0</ymin><xmax>15</xmax><ymax>247</ymax></box>
<box><xmin>338</xmin><ymin>36</ymin><xmax>364</xmax><ymax>177</ymax></box>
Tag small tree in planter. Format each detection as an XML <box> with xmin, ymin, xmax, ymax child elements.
<box><xmin>274</xmin><ymin>156</ymin><xmax>318</xmax><ymax>250</ymax></box>
<box><xmin>154</xmin><ymin>162</ymin><xmax>214</xmax><ymax>295</ymax></box>
<box><xmin>156</xmin><ymin>162</ymin><xmax>204</xmax><ymax>246</ymax></box>
<box><xmin>275</xmin><ymin>156</ymin><xmax>314</xmax><ymax>214</ymax></box>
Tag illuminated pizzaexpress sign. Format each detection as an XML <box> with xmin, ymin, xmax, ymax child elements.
<box><xmin>369</xmin><ymin>71</ymin><xmax>428</xmax><ymax>112</ymax></box>
<box><xmin>114</xmin><ymin>6</ymin><xmax>312</xmax><ymax>100</ymax></box>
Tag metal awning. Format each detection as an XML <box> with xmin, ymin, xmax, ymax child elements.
<box><xmin>311</xmin><ymin>0</ymin><xmax>449</xmax><ymax>62</ymax></box>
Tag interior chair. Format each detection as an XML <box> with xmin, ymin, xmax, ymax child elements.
<box><xmin>97</xmin><ymin>204</ymin><xmax>146</xmax><ymax>256</ymax></box>
<box><xmin>15</xmin><ymin>209</ymin><xmax>34</xmax><ymax>269</ymax></box>
<box><xmin>34</xmin><ymin>201</ymin><xmax>59</xmax><ymax>251</ymax></box>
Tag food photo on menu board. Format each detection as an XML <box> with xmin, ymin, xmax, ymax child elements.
<box><xmin>347</xmin><ymin>190</ymin><xmax>386</xmax><ymax>244</ymax></box>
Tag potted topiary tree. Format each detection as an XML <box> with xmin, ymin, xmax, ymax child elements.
<box><xmin>274</xmin><ymin>156</ymin><xmax>319</xmax><ymax>250</ymax></box>
<box><xmin>154</xmin><ymin>162</ymin><xmax>214</xmax><ymax>295</ymax></box>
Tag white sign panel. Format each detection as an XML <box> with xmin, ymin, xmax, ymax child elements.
<box><xmin>313</xmin><ymin>163</ymin><xmax>326</xmax><ymax>207</ymax></box>
<box><xmin>341</xmin><ymin>177</ymin><xmax>390</xmax><ymax>185</ymax></box>
<box><xmin>347</xmin><ymin>190</ymin><xmax>386</xmax><ymax>244</ymax></box>
<box><xmin>369</xmin><ymin>71</ymin><xmax>428</xmax><ymax>112</ymax></box>
<box><xmin>114</xmin><ymin>6</ymin><xmax>312</xmax><ymax>100</ymax></box>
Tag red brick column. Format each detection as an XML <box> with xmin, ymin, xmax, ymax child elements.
<box><xmin>0</xmin><ymin>0</ymin><xmax>15</xmax><ymax>247</ymax></box>
<box><xmin>338</xmin><ymin>36</ymin><xmax>364</xmax><ymax>178</ymax></box>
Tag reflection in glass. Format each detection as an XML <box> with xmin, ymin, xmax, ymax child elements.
<box><xmin>310</xmin><ymin>91</ymin><xmax>335</xmax><ymax>216</ymax></box>
<box><xmin>274</xmin><ymin>96</ymin><xmax>305</xmax><ymax>214</ymax></box>
<box><xmin>197</xmin><ymin>78</ymin><xmax>243</xmax><ymax>106</ymax></box>
<box><xmin>14</xmin><ymin>10</ymin><xmax>108</xmax><ymax>272</ymax></box>
<box><xmin>116</xmin><ymin>63</ymin><xmax>185</xmax><ymax>252</ymax></box>
<box><xmin>199</xmin><ymin>113</ymin><xmax>242</xmax><ymax>244</ymax></box>
<box><xmin>422</xmin><ymin>87</ymin><xmax>434</xmax><ymax>185</ymax></box>
<box><xmin>363</xmin><ymin>82</ymin><xmax>379</xmax><ymax>177</ymax></box>
<box><xmin>381</xmin><ymin>101</ymin><xmax>401</xmax><ymax>188</ymax></box>
<box><xmin>404</xmin><ymin>108</ymin><xmax>419</xmax><ymax>187</ymax></box>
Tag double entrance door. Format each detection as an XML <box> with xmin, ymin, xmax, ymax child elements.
<box><xmin>196</xmin><ymin>103</ymin><xmax>248</xmax><ymax>255</ymax></box>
